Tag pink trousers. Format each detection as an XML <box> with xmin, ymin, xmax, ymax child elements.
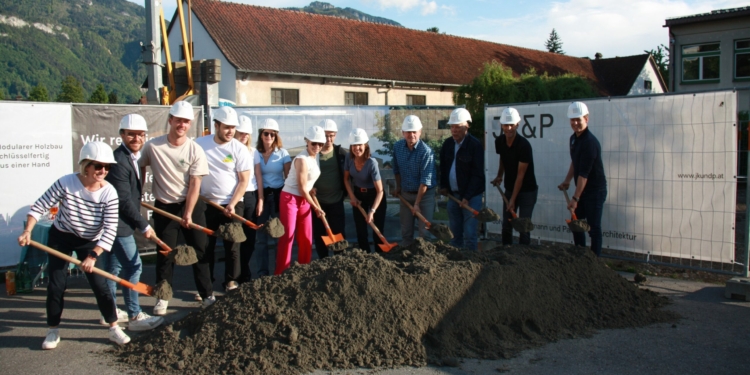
<box><xmin>275</xmin><ymin>191</ymin><xmax>313</xmax><ymax>275</ymax></box>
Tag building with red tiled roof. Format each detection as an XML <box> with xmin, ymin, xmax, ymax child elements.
<box><xmin>166</xmin><ymin>0</ymin><xmax>666</xmax><ymax>106</ymax></box>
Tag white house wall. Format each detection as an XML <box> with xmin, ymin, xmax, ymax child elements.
<box><xmin>165</xmin><ymin>10</ymin><xmax>237</xmax><ymax>103</ymax></box>
<box><xmin>627</xmin><ymin>62</ymin><xmax>666</xmax><ymax>95</ymax></box>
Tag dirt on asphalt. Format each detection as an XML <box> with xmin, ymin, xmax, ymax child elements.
<box><xmin>111</xmin><ymin>239</ymin><xmax>677</xmax><ymax>374</ymax></box>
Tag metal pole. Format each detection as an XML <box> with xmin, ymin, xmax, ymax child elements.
<box><xmin>143</xmin><ymin>0</ymin><xmax>163</xmax><ymax>105</ymax></box>
<box><xmin>744</xmin><ymin>110</ymin><xmax>750</xmax><ymax>277</ymax></box>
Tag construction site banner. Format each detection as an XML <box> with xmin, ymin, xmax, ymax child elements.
<box><xmin>485</xmin><ymin>91</ymin><xmax>738</xmax><ymax>264</ymax></box>
<box><xmin>0</xmin><ymin>102</ymin><xmax>73</xmax><ymax>267</ymax></box>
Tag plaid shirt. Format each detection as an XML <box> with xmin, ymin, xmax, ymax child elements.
<box><xmin>392</xmin><ymin>139</ymin><xmax>436</xmax><ymax>191</ymax></box>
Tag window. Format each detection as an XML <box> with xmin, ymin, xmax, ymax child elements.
<box><xmin>682</xmin><ymin>43</ymin><xmax>720</xmax><ymax>82</ymax></box>
<box><xmin>179</xmin><ymin>43</ymin><xmax>193</xmax><ymax>61</ymax></box>
<box><xmin>406</xmin><ymin>95</ymin><xmax>426</xmax><ymax>105</ymax></box>
<box><xmin>345</xmin><ymin>92</ymin><xmax>368</xmax><ymax>105</ymax></box>
<box><xmin>736</xmin><ymin>39</ymin><xmax>750</xmax><ymax>79</ymax></box>
<box><xmin>271</xmin><ymin>89</ymin><xmax>299</xmax><ymax>105</ymax></box>
<box><xmin>644</xmin><ymin>80</ymin><xmax>652</xmax><ymax>90</ymax></box>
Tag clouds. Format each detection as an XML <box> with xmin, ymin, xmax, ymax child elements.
<box><xmin>370</xmin><ymin>0</ymin><xmax>439</xmax><ymax>15</ymax></box>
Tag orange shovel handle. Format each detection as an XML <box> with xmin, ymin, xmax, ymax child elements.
<box><xmin>397</xmin><ymin>195</ymin><xmax>432</xmax><ymax>228</ymax></box>
<box><xmin>495</xmin><ymin>185</ymin><xmax>519</xmax><ymax>219</ymax></box>
<box><xmin>141</xmin><ymin>202</ymin><xmax>216</xmax><ymax>236</ymax></box>
<box><xmin>200</xmin><ymin>196</ymin><xmax>261</xmax><ymax>229</ymax></box>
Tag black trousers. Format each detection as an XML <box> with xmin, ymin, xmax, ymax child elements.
<box><xmin>153</xmin><ymin>200</ymin><xmax>212</xmax><ymax>299</ymax></box>
<box><xmin>238</xmin><ymin>191</ymin><xmax>258</xmax><ymax>283</ymax></box>
<box><xmin>205</xmin><ymin>201</ymin><xmax>244</xmax><ymax>287</ymax></box>
<box><xmin>312</xmin><ymin>198</ymin><xmax>346</xmax><ymax>259</ymax></box>
<box><xmin>46</xmin><ymin>226</ymin><xmax>117</xmax><ymax>326</ymax></box>
<box><xmin>352</xmin><ymin>187</ymin><xmax>387</xmax><ymax>253</ymax></box>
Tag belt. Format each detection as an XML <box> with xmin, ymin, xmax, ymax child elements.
<box><xmin>355</xmin><ymin>186</ymin><xmax>372</xmax><ymax>193</ymax></box>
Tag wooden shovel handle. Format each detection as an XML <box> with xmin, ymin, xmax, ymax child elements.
<box><xmin>561</xmin><ymin>190</ymin><xmax>579</xmax><ymax>220</ymax></box>
<box><xmin>140</xmin><ymin>202</ymin><xmax>216</xmax><ymax>236</ymax></box>
<box><xmin>311</xmin><ymin>195</ymin><xmax>335</xmax><ymax>237</ymax></box>
<box><xmin>446</xmin><ymin>193</ymin><xmax>479</xmax><ymax>216</ymax></box>
<box><xmin>199</xmin><ymin>196</ymin><xmax>261</xmax><ymax>229</ymax></box>
<box><xmin>495</xmin><ymin>185</ymin><xmax>519</xmax><ymax>219</ymax></box>
<box><xmin>355</xmin><ymin>205</ymin><xmax>388</xmax><ymax>243</ymax></box>
<box><xmin>397</xmin><ymin>195</ymin><xmax>432</xmax><ymax>228</ymax></box>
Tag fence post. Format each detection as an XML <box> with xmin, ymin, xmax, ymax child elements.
<box><xmin>744</xmin><ymin>114</ymin><xmax>750</xmax><ymax>277</ymax></box>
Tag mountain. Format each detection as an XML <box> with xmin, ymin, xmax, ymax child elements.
<box><xmin>0</xmin><ymin>0</ymin><xmax>145</xmax><ymax>102</ymax></box>
<box><xmin>286</xmin><ymin>1</ymin><xmax>402</xmax><ymax>27</ymax></box>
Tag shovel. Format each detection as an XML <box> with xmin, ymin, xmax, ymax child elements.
<box><xmin>28</xmin><ymin>240</ymin><xmax>153</xmax><ymax>296</ymax></box>
<box><xmin>495</xmin><ymin>185</ymin><xmax>534</xmax><ymax>233</ymax></box>
<box><xmin>561</xmin><ymin>189</ymin><xmax>590</xmax><ymax>233</ymax></box>
<box><xmin>312</xmin><ymin>195</ymin><xmax>348</xmax><ymax>251</ymax></box>
<box><xmin>355</xmin><ymin>205</ymin><xmax>397</xmax><ymax>252</ymax></box>
<box><xmin>200</xmin><ymin>196</ymin><xmax>262</xmax><ymax>230</ymax></box>
<box><xmin>445</xmin><ymin>193</ymin><xmax>500</xmax><ymax>222</ymax></box>
<box><xmin>148</xmin><ymin>234</ymin><xmax>198</xmax><ymax>266</ymax></box>
<box><xmin>141</xmin><ymin>202</ymin><xmax>246</xmax><ymax>243</ymax></box>
<box><xmin>397</xmin><ymin>194</ymin><xmax>453</xmax><ymax>242</ymax></box>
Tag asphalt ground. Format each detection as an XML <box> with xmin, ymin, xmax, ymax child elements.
<box><xmin>1</xmin><ymin>256</ymin><xmax>750</xmax><ymax>375</ymax></box>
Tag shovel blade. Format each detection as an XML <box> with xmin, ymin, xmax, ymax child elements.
<box><xmin>378</xmin><ymin>242</ymin><xmax>397</xmax><ymax>252</ymax></box>
<box><xmin>322</xmin><ymin>233</ymin><xmax>344</xmax><ymax>245</ymax></box>
<box><xmin>128</xmin><ymin>281</ymin><xmax>154</xmax><ymax>296</ymax></box>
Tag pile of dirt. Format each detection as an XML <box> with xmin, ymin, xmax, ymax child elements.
<box><xmin>217</xmin><ymin>222</ymin><xmax>246</xmax><ymax>242</ymax></box>
<box><xmin>112</xmin><ymin>240</ymin><xmax>677</xmax><ymax>374</ymax></box>
<box><xmin>263</xmin><ymin>217</ymin><xmax>285</xmax><ymax>238</ymax></box>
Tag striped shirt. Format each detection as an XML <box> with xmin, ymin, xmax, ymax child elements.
<box><xmin>392</xmin><ymin>139</ymin><xmax>436</xmax><ymax>192</ymax></box>
<box><xmin>28</xmin><ymin>173</ymin><xmax>119</xmax><ymax>251</ymax></box>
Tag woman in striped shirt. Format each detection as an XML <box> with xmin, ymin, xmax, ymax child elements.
<box><xmin>17</xmin><ymin>142</ymin><xmax>128</xmax><ymax>349</ymax></box>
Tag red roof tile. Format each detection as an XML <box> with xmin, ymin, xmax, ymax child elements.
<box><xmin>188</xmin><ymin>0</ymin><xmax>641</xmax><ymax>95</ymax></box>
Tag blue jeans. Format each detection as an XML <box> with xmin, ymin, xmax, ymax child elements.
<box><xmin>447</xmin><ymin>192</ymin><xmax>482</xmax><ymax>250</ymax></box>
<box><xmin>105</xmin><ymin>235</ymin><xmax>142</xmax><ymax>318</ymax></box>
<box><xmin>254</xmin><ymin>188</ymin><xmax>280</xmax><ymax>277</ymax></box>
<box><xmin>573</xmin><ymin>188</ymin><xmax>607</xmax><ymax>256</ymax></box>
<box><xmin>502</xmin><ymin>188</ymin><xmax>538</xmax><ymax>245</ymax></box>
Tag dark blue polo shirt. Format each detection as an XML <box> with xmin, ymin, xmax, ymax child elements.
<box><xmin>495</xmin><ymin>134</ymin><xmax>537</xmax><ymax>193</ymax></box>
<box><xmin>570</xmin><ymin>128</ymin><xmax>606</xmax><ymax>194</ymax></box>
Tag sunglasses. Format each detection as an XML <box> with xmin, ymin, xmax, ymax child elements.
<box><xmin>88</xmin><ymin>162</ymin><xmax>111</xmax><ymax>171</ymax></box>
<box><xmin>262</xmin><ymin>132</ymin><xmax>276</xmax><ymax>137</ymax></box>
<box><xmin>310</xmin><ymin>142</ymin><xmax>324</xmax><ymax>148</ymax></box>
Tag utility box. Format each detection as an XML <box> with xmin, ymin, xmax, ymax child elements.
<box><xmin>724</xmin><ymin>277</ymin><xmax>750</xmax><ymax>301</ymax></box>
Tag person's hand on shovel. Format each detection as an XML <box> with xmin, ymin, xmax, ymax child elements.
<box><xmin>143</xmin><ymin>227</ymin><xmax>155</xmax><ymax>240</ymax></box>
<box><xmin>411</xmin><ymin>203</ymin><xmax>421</xmax><ymax>216</ymax></box>
<box><xmin>81</xmin><ymin>248</ymin><xmax>103</xmax><ymax>273</ymax></box>
<box><xmin>181</xmin><ymin>211</ymin><xmax>193</xmax><ymax>229</ymax></box>
<box><xmin>506</xmin><ymin>198</ymin><xmax>516</xmax><ymax>214</ymax></box>
<box><xmin>223</xmin><ymin>202</ymin><xmax>236</xmax><ymax>218</ymax></box>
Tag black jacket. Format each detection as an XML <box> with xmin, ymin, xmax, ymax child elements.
<box><xmin>439</xmin><ymin>134</ymin><xmax>485</xmax><ymax>199</ymax></box>
<box><xmin>105</xmin><ymin>144</ymin><xmax>150</xmax><ymax>237</ymax></box>
<box><xmin>333</xmin><ymin>144</ymin><xmax>348</xmax><ymax>194</ymax></box>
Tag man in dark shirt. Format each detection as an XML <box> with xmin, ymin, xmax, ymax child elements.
<box><xmin>491</xmin><ymin>107</ymin><xmax>538</xmax><ymax>245</ymax></box>
<box><xmin>558</xmin><ymin>101</ymin><xmax>607</xmax><ymax>256</ymax></box>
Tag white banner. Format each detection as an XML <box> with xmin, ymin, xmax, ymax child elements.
<box><xmin>485</xmin><ymin>91</ymin><xmax>738</xmax><ymax>264</ymax></box>
<box><xmin>0</xmin><ymin>102</ymin><xmax>74</xmax><ymax>267</ymax></box>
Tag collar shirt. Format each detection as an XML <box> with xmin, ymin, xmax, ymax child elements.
<box><xmin>449</xmin><ymin>137</ymin><xmax>464</xmax><ymax>192</ymax></box>
<box><xmin>392</xmin><ymin>139</ymin><xmax>436</xmax><ymax>192</ymax></box>
<box><xmin>569</xmin><ymin>128</ymin><xmax>606</xmax><ymax>193</ymax></box>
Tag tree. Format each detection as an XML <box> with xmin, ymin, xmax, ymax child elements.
<box><xmin>645</xmin><ymin>44</ymin><xmax>670</xmax><ymax>87</ymax></box>
<box><xmin>0</xmin><ymin>91</ymin><xmax>4</xmax><ymax>100</ymax></box>
<box><xmin>545</xmin><ymin>28</ymin><xmax>565</xmax><ymax>54</ymax></box>
<box><xmin>88</xmin><ymin>84</ymin><xmax>108</xmax><ymax>103</ymax></box>
<box><xmin>56</xmin><ymin>76</ymin><xmax>85</xmax><ymax>103</ymax></box>
<box><xmin>108</xmin><ymin>90</ymin><xmax>119</xmax><ymax>104</ymax></box>
<box><xmin>426</xmin><ymin>27</ymin><xmax>440</xmax><ymax>33</ymax></box>
<box><xmin>28</xmin><ymin>84</ymin><xmax>49</xmax><ymax>102</ymax></box>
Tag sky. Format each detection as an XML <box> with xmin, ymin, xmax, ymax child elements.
<box><xmin>131</xmin><ymin>0</ymin><xmax>750</xmax><ymax>58</ymax></box>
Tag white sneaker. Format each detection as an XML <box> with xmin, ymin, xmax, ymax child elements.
<box><xmin>42</xmin><ymin>328</ymin><xmax>60</xmax><ymax>350</ymax></box>
<box><xmin>109</xmin><ymin>326</ymin><xmax>131</xmax><ymax>345</ymax></box>
<box><xmin>226</xmin><ymin>281</ymin><xmax>239</xmax><ymax>291</ymax></box>
<box><xmin>153</xmin><ymin>299</ymin><xmax>169</xmax><ymax>316</ymax></box>
<box><xmin>194</xmin><ymin>293</ymin><xmax>203</xmax><ymax>301</ymax></box>
<box><xmin>100</xmin><ymin>308</ymin><xmax>129</xmax><ymax>325</ymax></box>
<box><xmin>202</xmin><ymin>295</ymin><xmax>216</xmax><ymax>308</ymax></box>
<box><xmin>128</xmin><ymin>312</ymin><xmax>164</xmax><ymax>332</ymax></box>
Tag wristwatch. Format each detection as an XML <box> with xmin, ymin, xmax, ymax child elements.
<box><xmin>369</xmin><ymin>208</ymin><xmax>376</xmax><ymax>213</ymax></box>
<box><xmin>572</xmin><ymin>196</ymin><xmax>579</xmax><ymax>202</ymax></box>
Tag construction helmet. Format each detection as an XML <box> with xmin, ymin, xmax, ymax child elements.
<box><xmin>500</xmin><ymin>107</ymin><xmax>521</xmax><ymax>125</ymax></box>
<box><xmin>305</xmin><ymin>125</ymin><xmax>326</xmax><ymax>144</ymax></box>
<box><xmin>401</xmin><ymin>115</ymin><xmax>423</xmax><ymax>131</ymax></box>
<box><xmin>119</xmin><ymin>114</ymin><xmax>148</xmax><ymax>131</ymax></box>
<box><xmin>259</xmin><ymin>118</ymin><xmax>280</xmax><ymax>132</ymax></box>
<box><xmin>237</xmin><ymin>115</ymin><xmax>253</xmax><ymax>134</ymax></box>
<box><xmin>169</xmin><ymin>101</ymin><xmax>194</xmax><ymax>120</ymax></box>
<box><xmin>447</xmin><ymin>108</ymin><xmax>472</xmax><ymax>125</ymax></box>
<box><xmin>319</xmin><ymin>119</ymin><xmax>338</xmax><ymax>132</ymax></box>
<box><xmin>567</xmin><ymin>102</ymin><xmax>589</xmax><ymax>119</ymax></box>
<box><xmin>348</xmin><ymin>128</ymin><xmax>369</xmax><ymax>145</ymax></box>
<box><xmin>213</xmin><ymin>106</ymin><xmax>239</xmax><ymax>127</ymax></box>
<box><xmin>79</xmin><ymin>141</ymin><xmax>117</xmax><ymax>165</ymax></box>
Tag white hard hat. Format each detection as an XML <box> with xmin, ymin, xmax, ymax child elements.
<box><xmin>567</xmin><ymin>102</ymin><xmax>589</xmax><ymax>119</ymax></box>
<box><xmin>348</xmin><ymin>128</ymin><xmax>369</xmax><ymax>145</ymax></box>
<box><xmin>237</xmin><ymin>115</ymin><xmax>253</xmax><ymax>134</ymax></box>
<box><xmin>169</xmin><ymin>101</ymin><xmax>194</xmax><ymax>120</ymax></box>
<box><xmin>305</xmin><ymin>125</ymin><xmax>326</xmax><ymax>144</ymax></box>
<box><xmin>213</xmin><ymin>106</ymin><xmax>239</xmax><ymax>127</ymax></box>
<box><xmin>401</xmin><ymin>115</ymin><xmax>423</xmax><ymax>131</ymax></box>
<box><xmin>447</xmin><ymin>108</ymin><xmax>472</xmax><ymax>125</ymax></box>
<box><xmin>259</xmin><ymin>118</ymin><xmax>280</xmax><ymax>132</ymax></box>
<box><xmin>79</xmin><ymin>141</ymin><xmax>117</xmax><ymax>165</ymax></box>
<box><xmin>319</xmin><ymin>119</ymin><xmax>338</xmax><ymax>132</ymax></box>
<box><xmin>500</xmin><ymin>107</ymin><xmax>521</xmax><ymax>125</ymax></box>
<box><xmin>119</xmin><ymin>114</ymin><xmax>148</xmax><ymax>131</ymax></box>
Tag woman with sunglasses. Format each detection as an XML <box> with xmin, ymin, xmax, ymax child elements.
<box><xmin>17</xmin><ymin>141</ymin><xmax>130</xmax><ymax>349</ymax></box>
<box><xmin>275</xmin><ymin>125</ymin><xmax>327</xmax><ymax>275</ymax></box>
<box><xmin>343</xmin><ymin>129</ymin><xmax>387</xmax><ymax>253</ymax></box>
<box><xmin>253</xmin><ymin>118</ymin><xmax>291</xmax><ymax>276</ymax></box>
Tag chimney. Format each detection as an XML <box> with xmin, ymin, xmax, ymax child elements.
<box><xmin>595</xmin><ymin>53</ymin><xmax>603</xmax><ymax>60</ymax></box>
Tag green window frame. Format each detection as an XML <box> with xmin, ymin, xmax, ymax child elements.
<box><xmin>271</xmin><ymin>88</ymin><xmax>299</xmax><ymax>105</ymax></box>
<box><xmin>735</xmin><ymin>39</ymin><xmax>750</xmax><ymax>80</ymax></box>
<box><xmin>681</xmin><ymin>43</ymin><xmax>720</xmax><ymax>83</ymax></box>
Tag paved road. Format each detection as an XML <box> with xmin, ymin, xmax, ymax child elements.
<box><xmin>2</xmin><ymin>265</ymin><xmax>749</xmax><ymax>374</ymax></box>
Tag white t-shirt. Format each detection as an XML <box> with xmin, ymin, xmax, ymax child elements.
<box><xmin>246</xmin><ymin>146</ymin><xmax>258</xmax><ymax>192</ymax></box>
<box><xmin>139</xmin><ymin>135</ymin><xmax>209</xmax><ymax>204</ymax></box>
<box><xmin>195</xmin><ymin>135</ymin><xmax>252</xmax><ymax>205</ymax></box>
<box><xmin>282</xmin><ymin>149</ymin><xmax>320</xmax><ymax>196</ymax></box>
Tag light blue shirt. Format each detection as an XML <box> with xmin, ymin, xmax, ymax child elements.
<box><xmin>255</xmin><ymin>148</ymin><xmax>291</xmax><ymax>189</ymax></box>
<box><xmin>392</xmin><ymin>139</ymin><xmax>436</xmax><ymax>192</ymax></box>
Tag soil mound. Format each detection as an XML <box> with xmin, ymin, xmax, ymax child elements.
<box><xmin>112</xmin><ymin>240</ymin><xmax>676</xmax><ymax>374</ymax></box>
